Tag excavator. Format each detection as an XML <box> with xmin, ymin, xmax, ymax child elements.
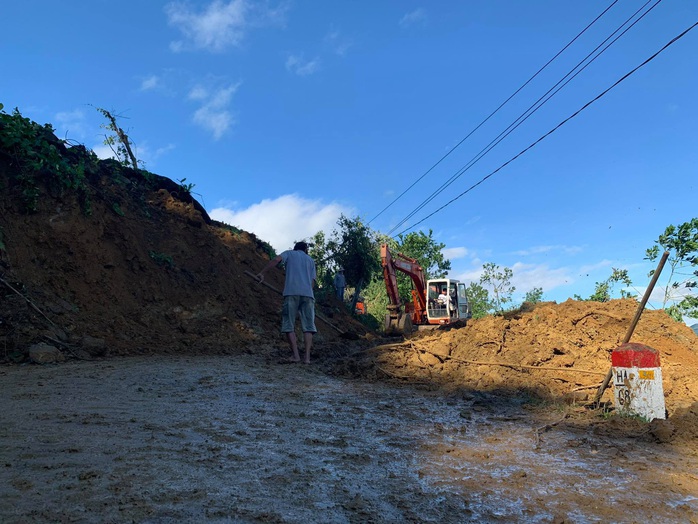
<box><xmin>381</xmin><ymin>243</ymin><xmax>472</xmax><ymax>336</ymax></box>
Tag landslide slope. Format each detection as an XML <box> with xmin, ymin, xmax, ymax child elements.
<box><xmin>0</xmin><ymin>113</ymin><xmax>367</xmax><ymax>361</ymax></box>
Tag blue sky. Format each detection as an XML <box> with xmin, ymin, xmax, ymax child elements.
<box><xmin>2</xmin><ymin>1</ymin><xmax>697</xmax><ymax>318</ymax></box>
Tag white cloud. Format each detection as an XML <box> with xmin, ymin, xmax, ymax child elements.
<box><xmin>189</xmin><ymin>82</ymin><xmax>241</xmax><ymax>139</ymax></box>
<box><xmin>399</xmin><ymin>8</ymin><xmax>426</xmax><ymax>28</ymax></box>
<box><xmin>165</xmin><ymin>0</ymin><xmax>249</xmax><ymax>52</ymax></box>
<box><xmin>324</xmin><ymin>29</ymin><xmax>353</xmax><ymax>57</ymax></box>
<box><xmin>193</xmin><ymin>107</ymin><xmax>233</xmax><ymax>140</ymax></box>
<box><xmin>188</xmin><ymin>85</ymin><xmax>209</xmax><ymax>101</ymax></box>
<box><xmin>165</xmin><ymin>0</ymin><xmax>287</xmax><ymax>53</ymax></box>
<box><xmin>578</xmin><ymin>259</ymin><xmax>613</xmax><ymax>276</ymax></box>
<box><xmin>91</xmin><ymin>143</ymin><xmax>115</xmax><ymax>160</ymax></box>
<box><xmin>285</xmin><ymin>54</ymin><xmax>320</xmax><ymax>76</ymax></box>
<box><xmin>140</xmin><ymin>75</ymin><xmax>160</xmax><ymax>91</ymax></box>
<box><xmin>451</xmin><ymin>266</ymin><xmax>484</xmax><ymax>284</ymax></box>
<box><xmin>133</xmin><ymin>141</ymin><xmax>177</xmax><ymax>167</ymax></box>
<box><xmin>640</xmin><ymin>283</ymin><xmax>697</xmax><ymax>309</ymax></box>
<box><xmin>90</xmin><ymin>141</ymin><xmax>176</xmax><ymax>167</ymax></box>
<box><xmin>513</xmin><ymin>244</ymin><xmax>585</xmax><ymax>256</ymax></box>
<box><xmin>449</xmin><ymin>261</ymin><xmax>574</xmax><ymax>298</ymax></box>
<box><xmin>210</xmin><ymin>194</ymin><xmax>352</xmax><ymax>252</ymax></box>
<box><xmin>511</xmin><ymin>262</ymin><xmax>573</xmax><ymax>295</ymax></box>
<box><xmin>442</xmin><ymin>246</ymin><xmax>468</xmax><ymax>260</ymax></box>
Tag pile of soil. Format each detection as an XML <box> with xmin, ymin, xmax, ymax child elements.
<box><xmin>348</xmin><ymin>299</ymin><xmax>698</xmax><ymax>444</ymax></box>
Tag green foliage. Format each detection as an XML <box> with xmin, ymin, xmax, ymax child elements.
<box><xmin>394</xmin><ymin>230</ymin><xmax>451</xmax><ymax>278</ymax></box>
<box><xmin>523</xmin><ymin>287</ymin><xmax>544</xmax><ymax>304</ymax></box>
<box><xmin>0</xmin><ymin>106</ymin><xmax>93</xmax><ymax>214</ymax></box>
<box><xmin>257</xmin><ymin>239</ymin><xmax>276</xmax><ymax>261</ymax></box>
<box><xmin>149</xmin><ymin>251</ymin><xmax>174</xmax><ymax>268</ymax></box>
<box><xmin>332</xmin><ymin>215</ymin><xmax>381</xmax><ymax>291</ymax></box>
<box><xmin>0</xmin><ymin>227</ymin><xmax>6</xmax><ymax>252</ymax></box>
<box><xmin>177</xmin><ymin>178</ymin><xmax>195</xmax><ymax>194</ymax></box>
<box><xmin>308</xmin><ymin>230</ymin><xmax>334</xmax><ymax>291</ymax></box>
<box><xmin>575</xmin><ymin>268</ymin><xmax>633</xmax><ymax>302</ymax></box>
<box><xmin>480</xmin><ymin>262</ymin><xmax>515</xmax><ymax>313</ymax></box>
<box><xmin>362</xmin><ymin>277</ymin><xmax>390</xmax><ymax>323</ymax></box>
<box><xmin>112</xmin><ymin>202</ymin><xmax>125</xmax><ymax>217</ymax></box>
<box><xmin>646</xmin><ymin>218</ymin><xmax>698</xmax><ymax>321</ymax></box>
<box><xmin>665</xmin><ymin>296</ymin><xmax>698</xmax><ymax>323</ymax></box>
<box><xmin>465</xmin><ymin>281</ymin><xmax>492</xmax><ymax>319</ymax></box>
<box><xmin>308</xmin><ymin>216</ymin><xmax>381</xmax><ymax>318</ymax></box>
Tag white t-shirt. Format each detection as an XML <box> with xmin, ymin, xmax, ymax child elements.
<box><xmin>280</xmin><ymin>250</ymin><xmax>316</xmax><ymax>298</ymax></box>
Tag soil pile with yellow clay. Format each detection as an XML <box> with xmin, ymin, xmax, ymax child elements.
<box><xmin>346</xmin><ymin>299</ymin><xmax>698</xmax><ymax>445</ymax></box>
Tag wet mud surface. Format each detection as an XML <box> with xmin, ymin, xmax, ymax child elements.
<box><xmin>2</xmin><ymin>355</ymin><xmax>697</xmax><ymax>523</ymax></box>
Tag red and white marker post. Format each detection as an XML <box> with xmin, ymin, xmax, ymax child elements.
<box><xmin>611</xmin><ymin>342</ymin><xmax>666</xmax><ymax>421</ymax></box>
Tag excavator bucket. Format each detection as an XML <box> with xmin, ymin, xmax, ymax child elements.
<box><xmin>384</xmin><ymin>313</ymin><xmax>413</xmax><ymax>337</ymax></box>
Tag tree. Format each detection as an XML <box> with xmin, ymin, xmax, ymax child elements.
<box><xmin>94</xmin><ymin>107</ymin><xmax>140</xmax><ymax>170</ymax></box>
<box><xmin>523</xmin><ymin>287</ymin><xmax>544</xmax><ymax>304</ymax></box>
<box><xmin>308</xmin><ymin>230</ymin><xmax>335</xmax><ymax>295</ymax></box>
<box><xmin>395</xmin><ymin>230</ymin><xmax>451</xmax><ymax>278</ymax></box>
<box><xmin>479</xmin><ymin>262</ymin><xmax>515</xmax><ymax>313</ymax></box>
<box><xmin>310</xmin><ymin>216</ymin><xmax>381</xmax><ymax>312</ymax></box>
<box><xmin>646</xmin><ymin>218</ymin><xmax>698</xmax><ymax>321</ymax></box>
<box><xmin>332</xmin><ymin>215</ymin><xmax>381</xmax><ymax>295</ymax></box>
<box><xmin>575</xmin><ymin>268</ymin><xmax>633</xmax><ymax>302</ymax></box>
<box><xmin>466</xmin><ymin>282</ymin><xmax>492</xmax><ymax>319</ymax></box>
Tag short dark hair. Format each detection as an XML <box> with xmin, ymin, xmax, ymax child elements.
<box><xmin>294</xmin><ymin>241</ymin><xmax>308</xmax><ymax>253</ymax></box>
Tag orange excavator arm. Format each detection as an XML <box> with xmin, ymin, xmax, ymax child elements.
<box><xmin>380</xmin><ymin>243</ymin><xmax>428</xmax><ymax>327</ymax></box>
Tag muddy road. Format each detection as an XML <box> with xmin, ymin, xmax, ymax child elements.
<box><xmin>1</xmin><ymin>355</ymin><xmax>697</xmax><ymax>523</ymax></box>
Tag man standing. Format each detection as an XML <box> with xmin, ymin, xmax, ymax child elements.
<box><xmin>333</xmin><ymin>269</ymin><xmax>346</xmax><ymax>301</ymax></box>
<box><xmin>256</xmin><ymin>241</ymin><xmax>316</xmax><ymax>364</ymax></box>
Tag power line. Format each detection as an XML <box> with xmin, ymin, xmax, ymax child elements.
<box><xmin>388</xmin><ymin>0</ymin><xmax>661</xmax><ymax>236</ymax></box>
<box><xmin>367</xmin><ymin>0</ymin><xmax>619</xmax><ymax>225</ymax></box>
<box><xmin>392</xmin><ymin>20</ymin><xmax>698</xmax><ymax>237</ymax></box>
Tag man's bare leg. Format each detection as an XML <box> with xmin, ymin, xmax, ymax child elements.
<box><xmin>303</xmin><ymin>332</ymin><xmax>313</xmax><ymax>364</ymax></box>
<box><xmin>285</xmin><ymin>332</ymin><xmax>301</xmax><ymax>362</ymax></box>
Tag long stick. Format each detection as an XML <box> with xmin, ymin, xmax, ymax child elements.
<box><xmin>244</xmin><ymin>270</ymin><xmax>344</xmax><ymax>334</ymax></box>
<box><xmin>592</xmin><ymin>250</ymin><xmax>670</xmax><ymax>405</ymax></box>
<box><xmin>0</xmin><ymin>276</ymin><xmax>56</xmax><ymax>326</ymax></box>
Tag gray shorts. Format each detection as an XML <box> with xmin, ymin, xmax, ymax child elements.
<box><xmin>281</xmin><ymin>295</ymin><xmax>317</xmax><ymax>333</ymax></box>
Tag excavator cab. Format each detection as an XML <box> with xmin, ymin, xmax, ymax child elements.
<box><xmin>426</xmin><ymin>279</ymin><xmax>471</xmax><ymax>324</ymax></box>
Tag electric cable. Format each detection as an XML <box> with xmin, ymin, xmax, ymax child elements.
<box><xmin>387</xmin><ymin>0</ymin><xmax>661</xmax><ymax>236</ymax></box>
<box><xmin>367</xmin><ymin>0</ymin><xmax>619</xmax><ymax>225</ymax></box>
<box><xmin>392</xmin><ymin>20</ymin><xmax>698</xmax><ymax>237</ymax></box>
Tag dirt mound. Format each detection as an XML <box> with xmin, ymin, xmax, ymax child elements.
<box><xmin>0</xmin><ymin>134</ymin><xmax>369</xmax><ymax>361</ymax></box>
<box><xmin>344</xmin><ymin>299</ymin><xmax>698</xmax><ymax>443</ymax></box>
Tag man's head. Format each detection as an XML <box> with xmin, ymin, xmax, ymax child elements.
<box><xmin>294</xmin><ymin>241</ymin><xmax>309</xmax><ymax>253</ymax></box>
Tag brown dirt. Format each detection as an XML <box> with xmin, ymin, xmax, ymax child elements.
<box><xmin>1</xmin><ymin>132</ymin><xmax>697</xmax><ymax>522</ymax></box>
<box><xmin>0</xmin><ymin>151</ymin><xmax>370</xmax><ymax>360</ymax></box>
<box><xmin>348</xmin><ymin>299</ymin><xmax>698</xmax><ymax>445</ymax></box>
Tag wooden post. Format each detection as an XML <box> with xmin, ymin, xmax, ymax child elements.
<box><xmin>592</xmin><ymin>251</ymin><xmax>669</xmax><ymax>405</ymax></box>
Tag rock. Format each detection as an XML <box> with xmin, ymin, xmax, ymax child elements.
<box><xmin>427</xmin><ymin>344</ymin><xmax>451</xmax><ymax>359</ymax></box>
<box><xmin>649</xmin><ymin>419</ymin><xmax>675</xmax><ymax>443</ymax></box>
<box><xmin>28</xmin><ymin>343</ymin><xmax>64</xmax><ymax>364</ymax></box>
<box><xmin>81</xmin><ymin>336</ymin><xmax>107</xmax><ymax>357</ymax></box>
<box><xmin>562</xmin><ymin>391</ymin><xmax>589</xmax><ymax>404</ymax></box>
